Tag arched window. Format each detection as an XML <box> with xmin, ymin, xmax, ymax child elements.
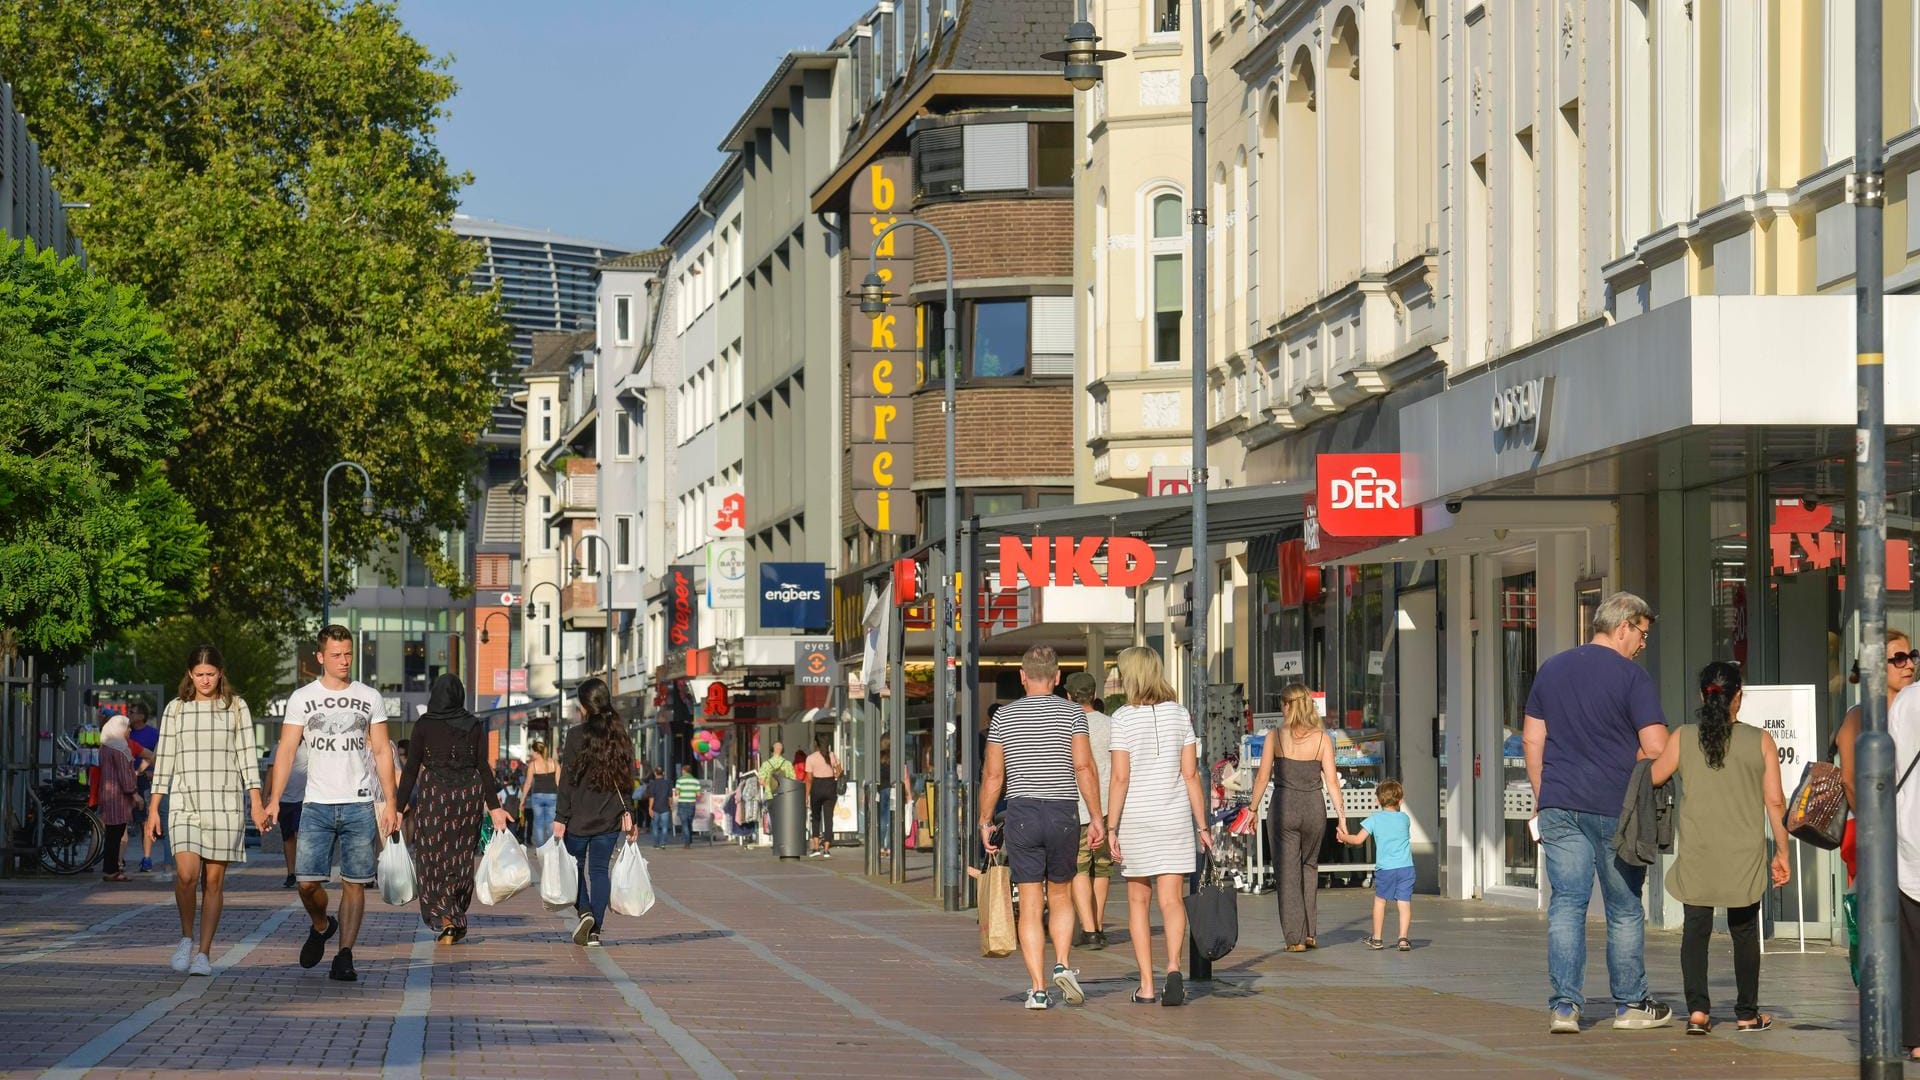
<box><xmin>1283</xmin><ymin>48</ymin><xmax>1321</xmax><ymax>313</ymax></box>
<box><xmin>1151</xmin><ymin>191</ymin><xmax>1184</xmax><ymax>365</ymax></box>
<box><xmin>1326</xmin><ymin>9</ymin><xmax>1362</xmax><ymax>283</ymax></box>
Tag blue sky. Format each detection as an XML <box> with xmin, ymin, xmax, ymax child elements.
<box><xmin>396</xmin><ymin>0</ymin><xmax>861</xmax><ymax>251</ymax></box>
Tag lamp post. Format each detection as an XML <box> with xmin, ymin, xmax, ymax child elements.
<box><xmin>524</xmin><ymin>579</ymin><xmax>567</xmax><ymax>742</ymax></box>
<box><xmin>1048</xmin><ymin>0</ymin><xmax>1215</xmax><ymax>978</ymax></box>
<box><xmin>321</xmin><ymin>461</ymin><xmax>374</xmax><ymax>629</ymax></box>
<box><xmin>570</xmin><ymin>533</ymin><xmax>619</xmax><ymax>687</ymax></box>
<box><xmin>861</xmin><ymin>219</ymin><xmax>961</xmax><ymax>910</ymax></box>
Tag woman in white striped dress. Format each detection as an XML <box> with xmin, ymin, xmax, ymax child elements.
<box><xmin>1106</xmin><ymin>646</ymin><xmax>1213</xmax><ymax>1006</ymax></box>
<box><xmin>145</xmin><ymin>645</ymin><xmax>268</xmax><ymax>976</ymax></box>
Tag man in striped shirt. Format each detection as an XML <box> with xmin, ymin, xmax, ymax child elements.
<box><xmin>671</xmin><ymin>765</ymin><xmax>703</xmax><ymax>847</ymax></box>
<box><xmin>978</xmin><ymin>645</ymin><xmax>1105</xmax><ymax>1010</ymax></box>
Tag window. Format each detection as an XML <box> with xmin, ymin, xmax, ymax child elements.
<box><xmin>917</xmin><ymin>127</ymin><xmax>963</xmax><ymax>196</ymax></box>
<box><xmin>542</xmin><ymin>609</ymin><xmax>552</xmax><ymax>659</ymax></box>
<box><xmin>963</xmin><ymin>124</ymin><xmax>1028</xmax><ymax>191</ymax></box>
<box><xmin>1151</xmin><ymin>193</ymin><xmax>1184</xmax><ymax>365</ymax></box>
<box><xmin>1035</xmin><ymin>124</ymin><xmax>1073</xmax><ymax>187</ymax></box>
<box><xmin>919</xmin><ymin>0</ymin><xmax>934</xmax><ymax>51</ymax></box>
<box><xmin>1031</xmin><ymin>296</ymin><xmax>1074</xmax><ymax>376</ymax></box>
<box><xmin>581</xmin><ymin>533</ymin><xmax>601</xmax><ymax>577</ymax></box>
<box><xmin>972</xmin><ymin>300</ymin><xmax>1029</xmax><ymax>378</ymax></box>
<box><xmin>1154</xmin><ymin>0</ymin><xmax>1181</xmax><ymax>35</ymax></box>
<box><xmin>540</xmin><ymin>496</ymin><xmax>554</xmax><ymax>552</ymax></box>
<box><xmin>615</xmin><ymin>295</ymin><xmax>633</xmax><ymax>344</ymax></box>
<box><xmin>924</xmin><ymin>300</ymin><xmax>949</xmax><ymax>381</ymax></box>
<box><xmin>540</xmin><ymin>397</ymin><xmax>553</xmax><ymax>443</ymax></box>
<box><xmin>616</xmin><ymin>516</ymin><xmax>634</xmax><ymax>569</ymax></box>
<box><xmin>615</xmin><ymin>409</ymin><xmax>634</xmax><ymax>458</ymax></box>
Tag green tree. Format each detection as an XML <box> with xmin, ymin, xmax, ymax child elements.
<box><xmin>0</xmin><ymin>0</ymin><xmax>512</xmax><ymax>630</ymax></box>
<box><xmin>0</xmin><ymin>237</ymin><xmax>209</xmax><ymax>667</ymax></box>
<box><xmin>94</xmin><ymin>612</ymin><xmax>293</xmax><ymax>712</ymax></box>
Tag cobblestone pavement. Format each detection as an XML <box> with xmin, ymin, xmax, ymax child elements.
<box><xmin>0</xmin><ymin>841</ymin><xmax>1869</xmax><ymax>1079</ymax></box>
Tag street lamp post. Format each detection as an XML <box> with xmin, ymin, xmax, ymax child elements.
<box><xmin>861</xmin><ymin>219</ymin><xmax>961</xmax><ymax>910</ymax></box>
<box><xmin>321</xmin><ymin>461</ymin><xmax>374</xmax><ymax>629</ymax></box>
<box><xmin>570</xmin><ymin>534</ymin><xmax>619</xmax><ymax>687</ymax></box>
<box><xmin>524</xmin><ymin>579</ymin><xmax>567</xmax><ymax>741</ymax></box>
<box><xmin>1048</xmin><ymin>0</ymin><xmax>1214</xmax><ymax>979</ymax></box>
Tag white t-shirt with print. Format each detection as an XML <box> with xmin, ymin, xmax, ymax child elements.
<box><xmin>283</xmin><ymin>680</ymin><xmax>385</xmax><ymax>805</ymax></box>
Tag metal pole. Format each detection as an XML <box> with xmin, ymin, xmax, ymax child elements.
<box><xmin>959</xmin><ymin>516</ymin><xmax>980</xmax><ymax>907</ymax></box>
<box><xmin>931</xmin><ymin>545</ymin><xmax>950</xmax><ymax>903</ymax></box>
<box><xmin>866</xmin><ymin>584</ymin><xmax>884</xmax><ymax>878</ymax></box>
<box><xmin>890</xmin><ymin>598</ymin><xmax>908</xmax><ymax>884</ymax></box>
<box><xmin>1853</xmin><ymin>3</ymin><xmax>1899</xmax><ymax>1075</ymax></box>
<box><xmin>940</xmin><ymin>258</ymin><xmax>961</xmax><ymax>912</ymax></box>
<box><xmin>321</xmin><ymin>461</ymin><xmax>371</xmax><ymax>630</ymax></box>
<box><xmin>1185</xmin><ymin>0</ymin><xmax>1213</xmax><ymax>982</ymax></box>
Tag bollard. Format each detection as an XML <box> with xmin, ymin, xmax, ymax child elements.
<box><xmin>772</xmin><ymin>775</ymin><xmax>806</xmax><ymax>859</ymax></box>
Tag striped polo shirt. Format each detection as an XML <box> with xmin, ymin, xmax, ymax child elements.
<box><xmin>674</xmin><ymin>774</ymin><xmax>701</xmax><ymax>803</ymax></box>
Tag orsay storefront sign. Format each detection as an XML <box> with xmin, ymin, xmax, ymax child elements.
<box><xmin>1491</xmin><ymin>375</ymin><xmax>1554</xmax><ymax>452</ymax></box>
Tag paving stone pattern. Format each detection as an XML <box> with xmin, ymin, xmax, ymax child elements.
<box><xmin>0</xmin><ymin>845</ymin><xmax>1867</xmax><ymax>1079</ymax></box>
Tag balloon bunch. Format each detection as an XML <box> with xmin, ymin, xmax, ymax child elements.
<box><xmin>691</xmin><ymin>729</ymin><xmax>723</xmax><ymax>761</ymax></box>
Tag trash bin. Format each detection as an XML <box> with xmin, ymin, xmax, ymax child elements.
<box><xmin>772</xmin><ymin>775</ymin><xmax>806</xmax><ymax>859</ymax></box>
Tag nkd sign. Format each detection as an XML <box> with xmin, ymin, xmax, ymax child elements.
<box><xmin>996</xmin><ymin>536</ymin><xmax>1157</xmax><ymax>589</ymax></box>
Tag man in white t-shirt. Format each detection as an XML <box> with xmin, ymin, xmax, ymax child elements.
<box><xmin>1065</xmin><ymin>670</ymin><xmax>1115</xmax><ymax>951</ymax></box>
<box><xmin>265</xmin><ymin>625</ymin><xmax>398</xmax><ymax>983</ymax></box>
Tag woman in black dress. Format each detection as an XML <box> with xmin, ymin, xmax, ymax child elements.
<box><xmin>395</xmin><ymin>675</ymin><xmax>512</xmax><ymax>944</ymax></box>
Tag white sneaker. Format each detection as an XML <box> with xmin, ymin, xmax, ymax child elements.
<box><xmin>169</xmin><ymin>937</ymin><xmax>194</xmax><ymax>973</ymax></box>
<box><xmin>188</xmin><ymin>953</ymin><xmax>213</xmax><ymax>977</ymax></box>
<box><xmin>1051</xmin><ymin>965</ymin><xmax>1085</xmax><ymax>1005</ymax></box>
<box><xmin>1023</xmin><ymin>988</ymin><xmax>1051</xmax><ymax>1010</ymax></box>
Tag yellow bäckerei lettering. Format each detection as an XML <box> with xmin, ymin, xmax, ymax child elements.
<box><xmin>871</xmin><ymin>215</ymin><xmax>898</xmax><ymax>256</ymax></box>
<box><xmin>868</xmin><ymin>313</ymin><xmax>897</xmax><ymax>350</ymax></box>
<box><xmin>871</xmin><ymin>403</ymin><xmax>898</xmax><ymax>440</ymax></box>
<box><xmin>870</xmin><ymin>451</ymin><xmax>894</xmax><ymax>486</ymax></box>
<box><xmin>867</xmin><ymin>163</ymin><xmax>895</xmax><ymax>211</ymax></box>
<box><xmin>875</xmin><ymin>490</ymin><xmax>893</xmax><ymax>531</ymax></box>
<box><xmin>871</xmin><ymin>357</ymin><xmax>894</xmax><ymax>394</ymax></box>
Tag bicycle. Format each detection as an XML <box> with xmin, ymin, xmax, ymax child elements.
<box><xmin>29</xmin><ymin>778</ymin><xmax>104</xmax><ymax>875</ymax></box>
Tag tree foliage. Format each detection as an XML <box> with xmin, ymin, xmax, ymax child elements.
<box><xmin>0</xmin><ymin>0</ymin><xmax>512</xmax><ymax>630</ymax></box>
<box><xmin>93</xmin><ymin>611</ymin><xmax>293</xmax><ymax>712</ymax></box>
<box><xmin>0</xmin><ymin>237</ymin><xmax>209</xmax><ymax>666</ymax></box>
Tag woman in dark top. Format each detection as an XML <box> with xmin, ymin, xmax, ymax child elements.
<box><xmin>555</xmin><ymin>678</ymin><xmax>636</xmax><ymax>947</ymax></box>
<box><xmin>396</xmin><ymin>675</ymin><xmax>512</xmax><ymax>944</ymax></box>
<box><xmin>524</xmin><ymin>740</ymin><xmax>559</xmax><ymax>847</ymax></box>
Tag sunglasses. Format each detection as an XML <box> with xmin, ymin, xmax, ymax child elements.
<box><xmin>1893</xmin><ymin>651</ymin><xmax>1920</xmax><ymax>667</ymax></box>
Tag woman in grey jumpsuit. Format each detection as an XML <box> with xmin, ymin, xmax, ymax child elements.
<box><xmin>1248</xmin><ymin>684</ymin><xmax>1349</xmax><ymax>950</ymax></box>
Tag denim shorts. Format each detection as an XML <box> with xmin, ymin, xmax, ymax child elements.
<box><xmin>1374</xmin><ymin>865</ymin><xmax>1415</xmax><ymax>902</ymax></box>
<box><xmin>294</xmin><ymin>801</ymin><xmax>377</xmax><ymax>884</ymax></box>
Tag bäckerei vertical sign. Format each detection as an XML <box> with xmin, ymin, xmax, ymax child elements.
<box><xmin>849</xmin><ymin>155</ymin><xmax>919</xmax><ymax>535</ymax></box>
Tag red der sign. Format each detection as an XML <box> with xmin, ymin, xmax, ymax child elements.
<box><xmin>997</xmin><ymin>536</ymin><xmax>1156</xmax><ymax>589</ymax></box>
<box><xmin>1316</xmin><ymin>454</ymin><xmax>1416</xmax><ymax>537</ymax></box>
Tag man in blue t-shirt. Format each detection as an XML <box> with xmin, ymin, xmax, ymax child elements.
<box><xmin>1523</xmin><ymin>591</ymin><xmax>1671</xmax><ymax>1035</ymax></box>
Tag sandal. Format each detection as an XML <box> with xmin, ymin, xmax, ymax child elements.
<box><xmin>1303</xmin><ymin>937</ymin><xmax>1318</xmax><ymax>949</ymax></box>
<box><xmin>436</xmin><ymin>927</ymin><xmax>457</xmax><ymax>945</ymax></box>
<box><xmin>1285</xmin><ymin>943</ymin><xmax>1308</xmax><ymax>953</ymax></box>
<box><xmin>1735</xmin><ymin>1014</ymin><xmax>1772</xmax><ymax>1032</ymax></box>
<box><xmin>1686</xmin><ymin>1013</ymin><xmax>1711</xmax><ymax>1036</ymax></box>
<box><xmin>1130</xmin><ymin>991</ymin><xmax>1158</xmax><ymax>1004</ymax></box>
<box><xmin>101</xmin><ymin>872</ymin><xmax>129</xmax><ymax>882</ymax></box>
<box><xmin>1162</xmin><ymin>971</ymin><xmax>1186</xmax><ymax>1006</ymax></box>
<box><xmin>1397</xmin><ymin>937</ymin><xmax>1412</xmax><ymax>952</ymax></box>
<box><xmin>1364</xmin><ymin>938</ymin><xmax>1385</xmax><ymax>950</ymax></box>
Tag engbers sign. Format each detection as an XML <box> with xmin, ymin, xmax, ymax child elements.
<box><xmin>849</xmin><ymin>155</ymin><xmax>919</xmax><ymax>536</ymax></box>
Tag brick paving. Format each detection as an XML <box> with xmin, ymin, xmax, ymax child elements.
<box><xmin>0</xmin><ymin>844</ymin><xmax>1870</xmax><ymax>1079</ymax></box>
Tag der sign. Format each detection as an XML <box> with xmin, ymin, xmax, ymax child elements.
<box><xmin>1316</xmin><ymin>454</ymin><xmax>1416</xmax><ymax>538</ymax></box>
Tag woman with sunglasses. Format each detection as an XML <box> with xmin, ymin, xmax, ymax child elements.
<box><xmin>1834</xmin><ymin>630</ymin><xmax>1915</xmax><ymax>882</ymax></box>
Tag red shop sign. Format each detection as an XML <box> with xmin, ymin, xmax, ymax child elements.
<box><xmin>1316</xmin><ymin>454</ymin><xmax>1417</xmax><ymax>538</ymax></box>
<box><xmin>1276</xmin><ymin>539</ymin><xmax>1322</xmax><ymax>606</ymax></box>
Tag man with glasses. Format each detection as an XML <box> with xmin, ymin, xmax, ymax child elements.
<box><xmin>1523</xmin><ymin>592</ymin><xmax>1671</xmax><ymax>1035</ymax></box>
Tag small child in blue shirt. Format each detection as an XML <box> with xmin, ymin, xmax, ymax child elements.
<box><xmin>1338</xmin><ymin>779</ymin><xmax>1416</xmax><ymax>951</ymax></box>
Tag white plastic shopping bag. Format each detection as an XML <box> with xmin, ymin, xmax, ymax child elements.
<box><xmin>474</xmin><ymin>829</ymin><xmax>533</xmax><ymax>906</ymax></box>
<box><xmin>537</xmin><ymin>836</ymin><xmax>578</xmax><ymax>908</ymax></box>
<box><xmin>378</xmin><ymin>833</ymin><xmax>417</xmax><ymax>906</ymax></box>
<box><xmin>608</xmin><ymin>841</ymin><xmax>655</xmax><ymax>917</ymax></box>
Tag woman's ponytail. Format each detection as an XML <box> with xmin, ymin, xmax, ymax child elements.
<box><xmin>1695</xmin><ymin>661</ymin><xmax>1742</xmax><ymax>769</ymax></box>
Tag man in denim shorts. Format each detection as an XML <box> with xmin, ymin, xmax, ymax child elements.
<box><xmin>265</xmin><ymin>625</ymin><xmax>398</xmax><ymax>983</ymax></box>
<box><xmin>978</xmin><ymin>645</ymin><xmax>1105</xmax><ymax>1010</ymax></box>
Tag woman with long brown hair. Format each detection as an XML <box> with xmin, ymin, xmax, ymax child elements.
<box><xmin>145</xmin><ymin>645</ymin><xmax>268</xmax><ymax>976</ymax></box>
<box><xmin>554</xmin><ymin>677</ymin><xmax>637</xmax><ymax>946</ymax></box>
<box><xmin>1834</xmin><ymin>629</ymin><xmax>1915</xmax><ymax>880</ymax></box>
<box><xmin>395</xmin><ymin>675</ymin><xmax>513</xmax><ymax>944</ymax></box>
<box><xmin>1247</xmin><ymin>683</ymin><xmax>1348</xmax><ymax>951</ymax></box>
<box><xmin>524</xmin><ymin>740</ymin><xmax>560</xmax><ymax>848</ymax></box>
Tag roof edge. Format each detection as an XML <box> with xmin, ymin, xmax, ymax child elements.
<box><xmin>717</xmin><ymin>50</ymin><xmax>845</xmax><ymax>154</ymax></box>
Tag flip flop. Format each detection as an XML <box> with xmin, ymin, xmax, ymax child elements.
<box><xmin>1735</xmin><ymin>1015</ymin><xmax>1772</xmax><ymax>1032</ymax></box>
<box><xmin>1397</xmin><ymin>937</ymin><xmax>1412</xmax><ymax>952</ymax></box>
<box><xmin>1686</xmin><ymin>1014</ymin><xmax>1711</xmax><ymax>1036</ymax></box>
<box><xmin>1162</xmin><ymin>971</ymin><xmax>1186</xmax><ymax>1006</ymax></box>
<box><xmin>1130</xmin><ymin>991</ymin><xmax>1158</xmax><ymax>1004</ymax></box>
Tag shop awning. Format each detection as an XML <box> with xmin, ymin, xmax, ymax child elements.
<box><xmin>473</xmin><ymin>694</ymin><xmax>561</xmax><ymax>723</ymax></box>
<box><xmin>965</xmin><ymin>481</ymin><xmax>1309</xmax><ymax>548</ymax></box>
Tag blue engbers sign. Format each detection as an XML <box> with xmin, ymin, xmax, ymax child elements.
<box><xmin>759</xmin><ymin>562</ymin><xmax>829</xmax><ymax>629</ymax></box>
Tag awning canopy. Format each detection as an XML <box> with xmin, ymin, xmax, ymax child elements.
<box><xmin>965</xmin><ymin>480</ymin><xmax>1309</xmax><ymax>548</ymax></box>
<box><xmin>474</xmin><ymin>694</ymin><xmax>561</xmax><ymax>723</ymax></box>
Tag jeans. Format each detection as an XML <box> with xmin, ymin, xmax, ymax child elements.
<box><xmin>676</xmin><ymin>804</ymin><xmax>695</xmax><ymax>845</ymax></box>
<box><xmin>526</xmin><ymin>793</ymin><xmax>557</xmax><ymax>848</ymax></box>
<box><xmin>1541</xmin><ymin>807</ymin><xmax>1649</xmax><ymax>1011</ymax></box>
<box><xmin>1682</xmin><ymin>902</ymin><xmax>1760</xmax><ymax>1021</ymax></box>
<box><xmin>565</xmin><ymin>831</ymin><xmax>619</xmax><ymax>930</ymax></box>
<box><xmin>651</xmin><ymin>809</ymin><xmax>671</xmax><ymax>847</ymax></box>
<box><xmin>877</xmin><ymin>789</ymin><xmax>892</xmax><ymax>848</ymax></box>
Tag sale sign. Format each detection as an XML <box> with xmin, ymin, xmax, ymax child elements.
<box><xmin>1316</xmin><ymin>454</ymin><xmax>1417</xmax><ymax>537</ymax></box>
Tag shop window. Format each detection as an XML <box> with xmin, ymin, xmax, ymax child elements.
<box><xmin>972</xmin><ymin>300</ymin><xmax>1029</xmax><ymax>378</ymax></box>
<box><xmin>1035</xmin><ymin>123</ymin><xmax>1074</xmax><ymax>188</ymax></box>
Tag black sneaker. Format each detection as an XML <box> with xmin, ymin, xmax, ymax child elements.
<box><xmin>1613</xmin><ymin>999</ymin><xmax>1673</xmax><ymax>1030</ymax></box>
<box><xmin>282</xmin><ymin>873</ymin><xmax>296</xmax><ymax>889</ymax></box>
<box><xmin>299</xmin><ymin>916</ymin><xmax>337</xmax><ymax>969</ymax></box>
<box><xmin>1072</xmin><ymin>927</ymin><xmax>1090</xmax><ymax>947</ymax></box>
<box><xmin>1090</xmin><ymin>930</ymin><xmax>1108</xmax><ymax>951</ymax></box>
<box><xmin>585</xmin><ymin>932</ymin><xmax>603</xmax><ymax>948</ymax></box>
<box><xmin>328</xmin><ymin>947</ymin><xmax>357</xmax><ymax>982</ymax></box>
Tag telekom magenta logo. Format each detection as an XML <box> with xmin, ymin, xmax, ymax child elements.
<box><xmin>1315</xmin><ymin>454</ymin><xmax>1417</xmax><ymax>538</ymax></box>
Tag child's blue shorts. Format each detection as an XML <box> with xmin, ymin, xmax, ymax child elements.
<box><xmin>1374</xmin><ymin>865</ymin><xmax>1415</xmax><ymax>902</ymax></box>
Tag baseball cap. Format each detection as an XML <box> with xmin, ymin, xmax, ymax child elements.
<box><xmin>1063</xmin><ymin>672</ymin><xmax>1099</xmax><ymax>699</ymax></box>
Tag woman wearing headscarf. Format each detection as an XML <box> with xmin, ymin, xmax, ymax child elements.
<box><xmin>395</xmin><ymin>674</ymin><xmax>512</xmax><ymax>944</ymax></box>
<box><xmin>98</xmin><ymin>715</ymin><xmax>139</xmax><ymax>882</ymax></box>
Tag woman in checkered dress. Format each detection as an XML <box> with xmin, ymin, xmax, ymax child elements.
<box><xmin>145</xmin><ymin>645</ymin><xmax>269</xmax><ymax>975</ymax></box>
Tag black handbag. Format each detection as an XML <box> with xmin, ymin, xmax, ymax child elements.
<box><xmin>1183</xmin><ymin>854</ymin><xmax>1239</xmax><ymax>962</ymax></box>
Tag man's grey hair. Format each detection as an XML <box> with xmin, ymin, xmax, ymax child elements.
<box><xmin>1592</xmin><ymin>591</ymin><xmax>1653</xmax><ymax>637</ymax></box>
<box><xmin>1021</xmin><ymin>644</ymin><xmax>1060</xmax><ymax>681</ymax></box>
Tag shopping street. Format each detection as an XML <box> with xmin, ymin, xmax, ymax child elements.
<box><xmin>0</xmin><ymin>844</ymin><xmax>1865</xmax><ymax>1080</ymax></box>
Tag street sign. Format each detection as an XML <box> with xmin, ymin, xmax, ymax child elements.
<box><xmin>498</xmin><ymin>591</ymin><xmax>521</xmax><ymax>607</ymax></box>
<box><xmin>794</xmin><ymin>640</ymin><xmax>835</xmax><ymax>686</ymax></box>
<box><xmin>743</xmin><ymin>673</ymin><xmax>786</xmax><ymax>692</ymax></box>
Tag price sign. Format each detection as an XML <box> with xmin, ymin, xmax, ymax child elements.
<box><xmin>1739</xmin><ymin>685</ymin><xmax>1818</xmax><ymax>795</ymax></box>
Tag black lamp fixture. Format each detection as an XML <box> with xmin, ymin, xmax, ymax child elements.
<box><xmin>1041</xmin><ymin>18</ymin><xmax>1125</xmax><ymax>91</ymax></box>
<box><xmin>858</xmin><ymin>271</ymin><xmax>891</xmax><ymax>315</ymax></box>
